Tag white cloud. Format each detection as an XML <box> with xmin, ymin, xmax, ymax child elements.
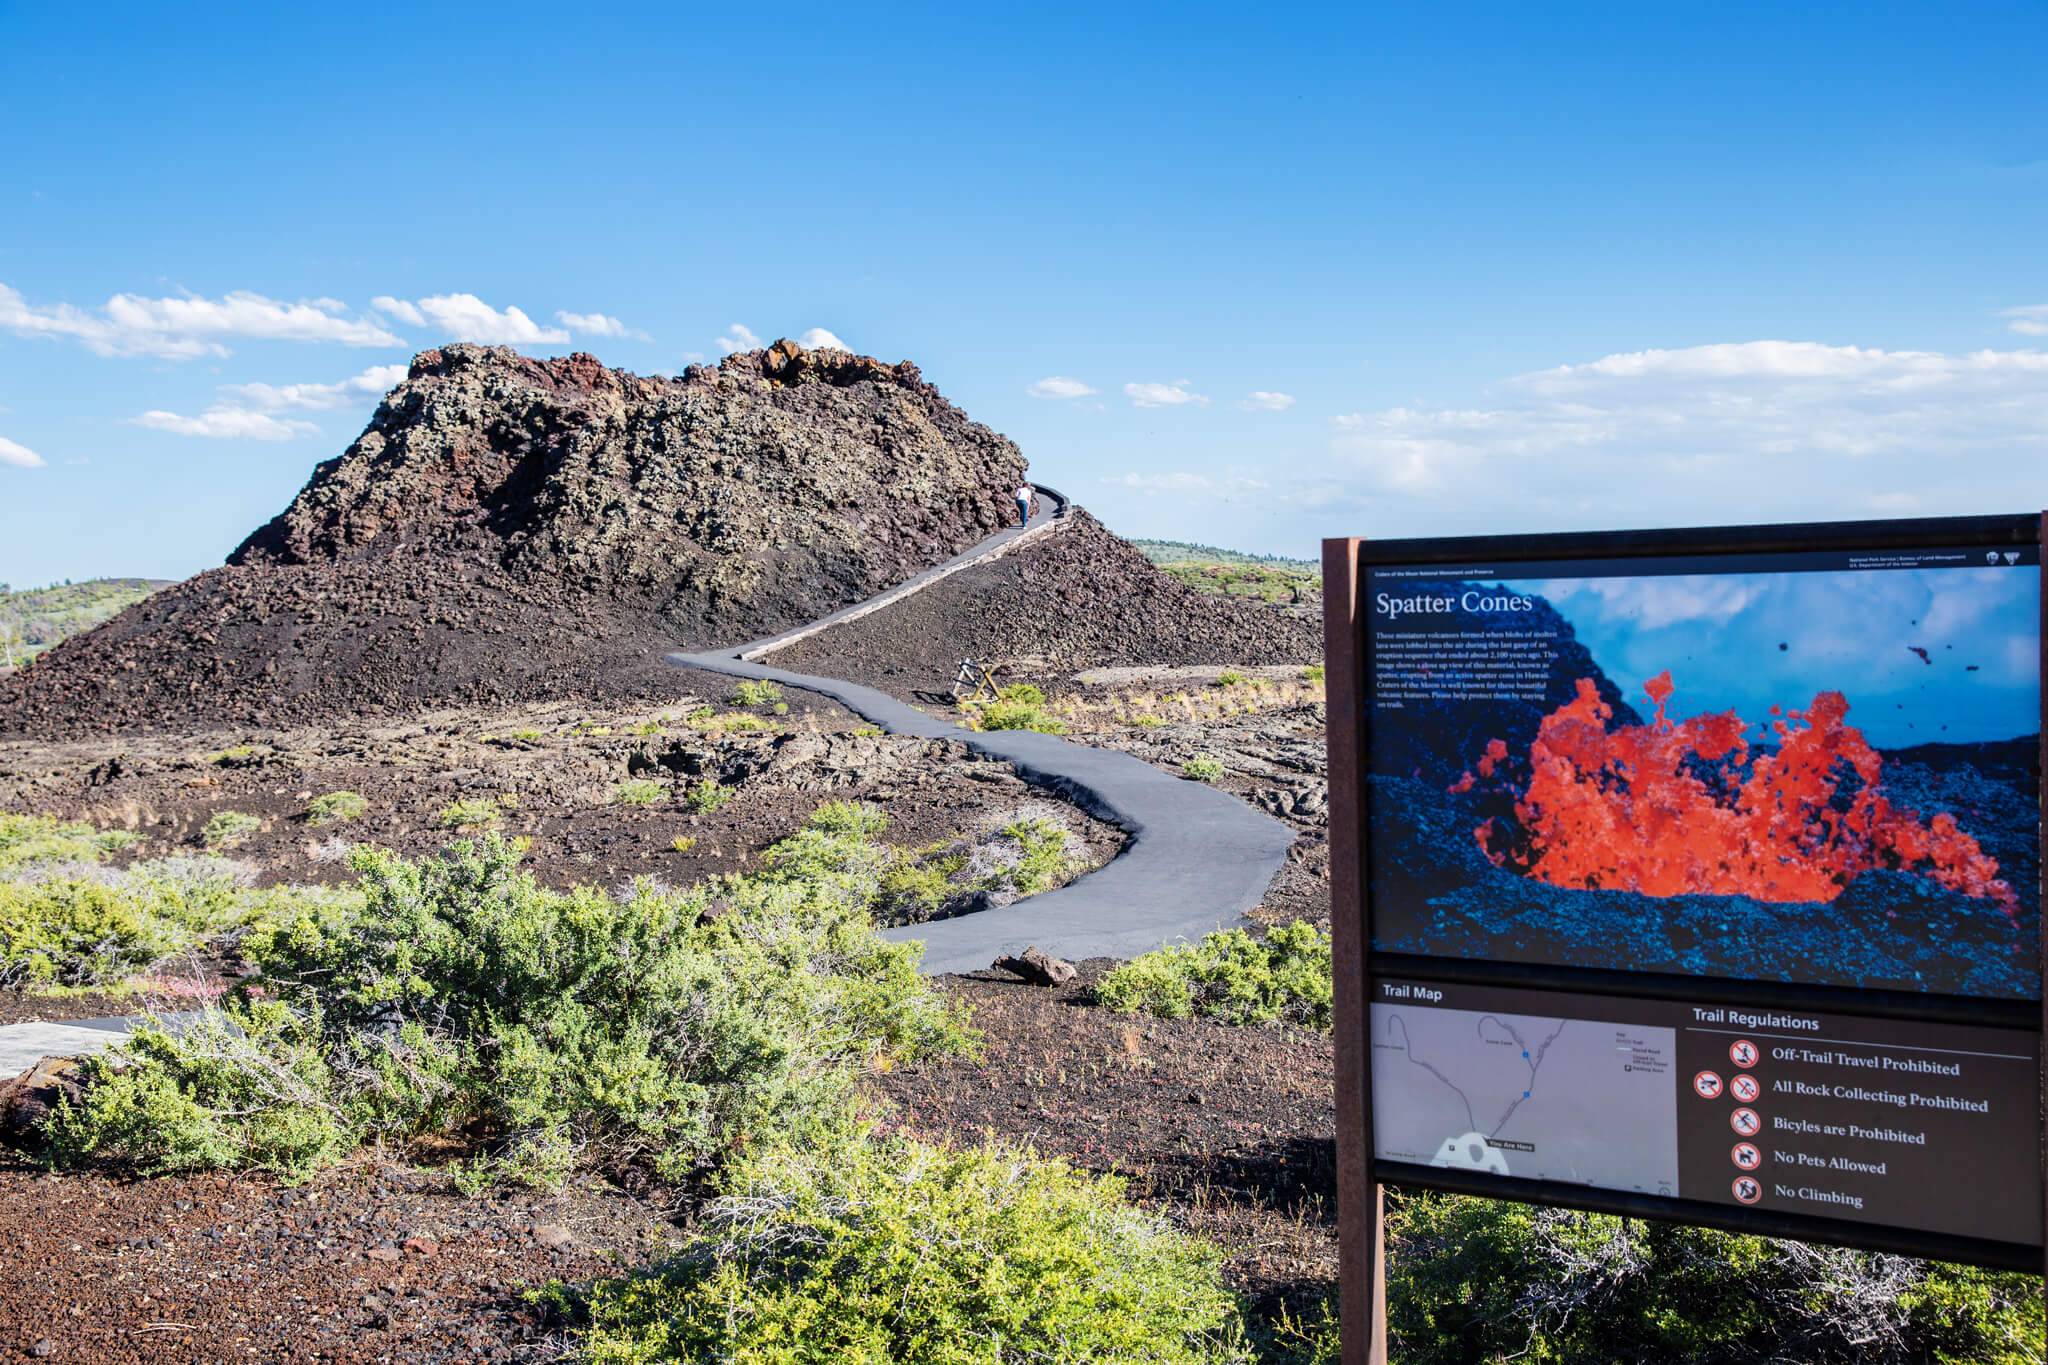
<box><xmin>371</xmin><ymin>296</ymin><xmax>425</xmax><ymax>326</ymax></box>
<box><xmin>2001</xmin><ymin>304</ymin><xmax>2048</xmax><ymax>337</ymax></box>
<box><xmin>1242</xmin><ymin>390</ymin><xmax>1296</xmax><ymax>412</ymax></box>
<box><xmin>131</xmin><ymin>407</ymin><xmax>318</xmax><ymax>441</ymax></box>
<box><xmin>1102</xmin><ymin>471</ymin><xmax>1268</xmax><ymax>498</ymax></box>
<box><xmin>0</xmin><ymin>435</ymin><xmax>45</xmax><ymax>469</ymax></box>
<box><xmin>797</xmin><ymin>327</ymin><xmax>849</xmax><ymax>351</ymax></box>
<box><xmin>1321</xmin><ymin>337</ymin><xmax>2048</xmax><ymax>527</ymax></box>
<box><xmin>1028</xmin><ymin>376</ymin><xmax>1097</xmax><ymax>399</ymax></box>
<box><xmin>717</xmin><ymin>324</ymin><xmax>763</xmax><ymax>354</ymax></box>
<box><xmin>222</xmin><ymin>363</ymin><xmax>408</xmax><ymax>412</ymax></box>
<box><xmin>0</xmin><ymin>283</ymin><xmax>401</xmax><ymax>359</ymax></box>
<box><xmin>1124</xmin><ymin>380</ymin><xmax>1209</xmax><ymax>408</ymax></box>
<box><xmin>556</xmin><ymin>310</ymin><xmax>652</xmax><ymax>341</ymax></box>
<box><xmin>373</xmin><ymin>294</ymin><xmax>568</xmax><ymax>345</ymax></box>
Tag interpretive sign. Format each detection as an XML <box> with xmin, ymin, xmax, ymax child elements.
<box><xmin>1323</xmin><ymin>514</ymin><xmax>2047</xmax><ymax>1365</ymax></box>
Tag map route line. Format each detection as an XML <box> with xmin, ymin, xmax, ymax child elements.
<box><xmin>1384</xmin><ymin>1012</ymin><xmax>1571</xmax><ymax>1139</ymax></box>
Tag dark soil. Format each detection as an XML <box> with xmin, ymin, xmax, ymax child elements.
<box><xmin>873</xmin><ymin>966</ymin><xmax>1337</xmax><ymax>1310</ymax></box>
<box><xmin>768</xmin><ymin>511</ymin><xmax>1322</xmax><ymax>698</ymax></box>
<box><xmin>0</xmin><ymin>1157</ymin><xmax>671</xmax><ymax>1363</ymax></box>
<box><xmin>0</xmin><ymin>698</ymin><xmax>1122</xmax><ymax>895</ymax></box>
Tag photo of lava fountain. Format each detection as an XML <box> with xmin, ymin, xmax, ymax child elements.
<box><xmin>1451</xmin><ymin>671</ymin><xmax>2018</xmax><ymax>917</ymax></box>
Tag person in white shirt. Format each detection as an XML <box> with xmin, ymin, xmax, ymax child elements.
<box><xmin>1014</xmin><ymin>483</ymin><xmax>1033</xmax><ymax>528</ymax></box>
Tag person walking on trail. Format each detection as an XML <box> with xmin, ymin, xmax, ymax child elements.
<box><xmin>1014</xmin><ymin>482</ymin><xmax>1033</xmax><ymax>528</ymax></box>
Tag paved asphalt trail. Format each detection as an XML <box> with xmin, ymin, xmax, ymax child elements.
<box><xmin>0</xmin><ymin>488</ymin><xmax>1298</xmax><ymax>1070</ymax></box>
<box><xmin>668</xmin><ymin>485</ymin><xmax>1298</xmax><ymax>974</ymax></box>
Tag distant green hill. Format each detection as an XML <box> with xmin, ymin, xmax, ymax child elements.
<box><xmin>0</xmin><ymin>578</ymin><xmax>169</xmax><ymax>668</ymax></box>
<box><xmin>1131</xmin><ymin>538</ymin><xmax>1316</xmax><ymax>571</ymax></box>
<box><xmin>1131</xmin><ymin>540</ymin><xmax>1320</xmax><ymax>609</ymax></box>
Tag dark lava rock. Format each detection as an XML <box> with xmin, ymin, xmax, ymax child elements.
<box><xmin>1</xmin><ymin>340</ymin><xmax>1025</xmax><ymax>736</ymax></box>
<box><xmin>994</xmin><ymin>945</ymin><xmax>1078</xmax><ymax>987</ymax></box>
<box><xmin>770</xmin><ymin>509</ymin><xmax>1323</xmax><ymax>687</ymax></box>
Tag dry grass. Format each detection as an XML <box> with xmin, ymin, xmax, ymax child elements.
<box><xmin>1045</xmin><ymin>677</ymin><xmax>1319</xmax><ymax>733</ymax></box>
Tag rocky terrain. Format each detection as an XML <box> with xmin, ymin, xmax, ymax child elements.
<box><xmin>0</xmin><ymin>341</ymin><xmax>1024</xmax><ymax>735</ymax></box>
<box><xmin>769</xmin><ymin>510</ymin><xmax>1321</xmax><ymax>694</ymax></box>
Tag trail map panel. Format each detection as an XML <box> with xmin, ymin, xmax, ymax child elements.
<box><xmin>1371</xmin><ymin>982</ymin><xmax>1677</xmax><ymax>1196</ymax></box>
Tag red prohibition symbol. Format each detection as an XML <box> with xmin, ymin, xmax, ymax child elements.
<box><xmin>1730</xmin><ymin>1107</ymin><xmax>1761</xmax><ymax>1136</ymax></box>
<box><xmin>1730</xmin><ymin>1073</ymin><xmax>1760</xmax><ymax>1103</ymax></box>
<box><xmin>1729</xmin><ymin>1039</ymin><xmax>1760</xmax><ymax>1069</ymax></box>
<box><xmin>1693</xmin><ymin>1070</ymin><xmax>1724</xmax><ymax>1100</ymax></box>
<box><xmin>1732</xmin><ymin>1175</ymin><xmax>1764</xmax><ymax>1205</ymax></box>
<box><xmin>1731</xmin><ymin>1142</ymin><xmax>1763</xmax><ymax>1171</ymax></box>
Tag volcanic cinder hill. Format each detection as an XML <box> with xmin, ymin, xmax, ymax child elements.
<box><xmin>1</xmin><ymin>339</ymin><xmax>1316</xmax><ymax>736</ymax></box>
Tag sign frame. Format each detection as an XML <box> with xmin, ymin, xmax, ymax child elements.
<box><xmin>1323</xmin><ymin>512</ymin><xmax>2048</xmax><ymax>1365</ymax></box>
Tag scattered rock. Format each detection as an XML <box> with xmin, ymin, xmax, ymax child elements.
<box><xmin>0</xmin><ymin>1057</ymin><xmax>85</xmax><ymax>1150</ymax></box>
<box><xmin>992</xmin><ymin>945</ymin><xmax>1077</xmax><ymax>987</ymax></box>
<box><xmin>531</xmin><ymin>1222</ymin><xmax>574</xmax><ymax>1250</ymax></box>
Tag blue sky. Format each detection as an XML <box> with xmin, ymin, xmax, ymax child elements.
<box><xmin>2</xmin><ymin>2</ymin><xmax>2045</xmax><ymax>587</ymax></box>
<box><xmin>1508</xmin><ymin>565</ymin><xmax>2041</xmax><ymax>748</ymax></box>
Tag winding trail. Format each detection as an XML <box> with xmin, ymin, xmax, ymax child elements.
<box><xmin>0</xmin><ymin>487</ymin><xmax>1298</xmax><ymax>1072</ymax></box>
<box><xmin>666</xmin><ymin>485</ymin><xmax>1298</xmax><ymax>975</ymax></box>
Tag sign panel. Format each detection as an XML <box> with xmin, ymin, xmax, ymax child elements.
<box><xmin>1364</xmin><ymin>540</ymin><xmax>2042</xmax><ymax>999</ymax></box>
<box><xmin>1326</xmin><ymin>513</ymin><xmax>2048</xmax><ymax>1331</ymax></box>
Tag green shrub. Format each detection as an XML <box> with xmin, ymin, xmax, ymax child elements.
<box><xmin>1132</xmin><ymin>713</ymin><xmax>1168</xmax><ymax>728</ymax></box>
<box><xmin>0</xmin><ymin>878</ymin><xmax>191</xmax><ymax>988</ymax></box>
<box><xmin>669</xmin><ymin>836</ymin><xmax>697</xmax><ymax>854</ymax></box>
<box><xmin>877</xmin><ymin>854</ymin><xmax>963</xmax><ymax>925</ymax></box>
<box><xmin>988</xmin><ymin>816</ymin><xmax>1079</xmax><ymax>895</ymax></box>
<box><xmin>729</xmin><ymin>679</ymin><xmax>784</xmax><ymax>708</ymax></box>
<box><xmin>574</xmin><ymin>1134</ymin><xmax>1251</xmax><ymax>1364</ymax></box>
<box><xmin>1182</xmin><ymin>756</ymin><xmax>1226</xmax><ymax>781</ymax></box>
<box><xmin>48</xmin><ymin>1004</ymin><xmax>348</xmax><ymax>1178</ymax></box>
<box><xmin>611</xmin><ymin>779</ymin><xmax>666</xmax><ymax>807</ymax></box>
<box><xmin>1387</xmin><ymin>1191</ymin><xmax>2045</xmax><ymax>1364</ymax></box>
<box><xmin>1302</xmin><ymin>663</ymin><xmax>1326</xmax><ymax>686</ymax></box>
<box><xmin>206</xmin><ymin>744</ymin><xmax>261</xmax><ymax>767</ymax></box>
<box><xmin>807</xmin><ymin>800</ymin><xmax>888</xmax><ymax>837</ymax></box>
<box><xmin>437</xmin><ymin>796</ymin><xmax>507</xmax><ymax>830</ymax></box>
<box><xmin>305</xmin><ymin>791</ymin><xmax>367</xmax><ymax>826</ymax></box>
<box><xmin>1213</xmin><ymin>670</ymin><xmax>1249</xmax><ymax>688</ymax></box>
<box><xmin>683</xmin><ymin>782</ymin><xmax>731</xmax><ymax>814</ymax></box>
<box><xmin>51</xmin><ymin>832</ymin><xmax>972</xmax><ymax>1187</ymax></box>
<box><xmin>965</xmin><ymin>683</ymin><xmax>1065</xmax><ymax>734</ymax></box>
<box><xmin>0</xmin><ymin>857</ymin><xmax>335</xmax><ymax>989</ymax></box>
<box><xmin>200</xmin><ymin>811</ymin><xmax>261</xmax><ymax>850</ymax></box>
<box><xmin>0</xmin><ymin>813</ymin><xmax>139</xmax><ymax>872</ymax></box>
<box><xmin>1098</xmin><ymin>923</ymin><xmax>1331</xmax><ymax>1029</ymax></box>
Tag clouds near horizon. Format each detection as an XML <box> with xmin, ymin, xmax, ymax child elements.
<box><xmin>0</xmin><ymin>284</ymin><xmax>400</xmax><ymax>359</ymax></box>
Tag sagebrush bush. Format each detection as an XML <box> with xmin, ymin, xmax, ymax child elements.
<box><xmin>1097</xmin><ymin>923</ymin><xmax>1331</xmax><ymax>1028</ymax></box>
<box><xmin>683</xmin><ymin>781</ymin><xmax>731</xmax><ymax>813</ymax></box>
<box><xmin>304</xmin><ymin>791</ymin><xmax>367</xmax><ymax>826</ymax></box>
<box><xmin>611</xmin><ymin>779</ymin><xmax>666</xmax><ymax>807</ymax></box>
<box><xmin>0</xmin><ymin>853</ymin><xmax>350</xmax><ymax>990</ymax></box>
<box><xmin>0</xmin><ymin>813</ymin><xmax>139</xmax><ymax>872</ymax></box>
<box><xmin>964</xmin><ymin>683</ymin><xmax>1066</xmax><ymax>734</ymax></box>
<box><xmin>1388</xmin><ymin>1192</ymin><xmax>2046</xmax><ymax>1364</ymax></box>
<box><xmin>200</xmin><ymin>810</ymin><xmax>261</xmax><ymax>850</ymax></box>
<box><xmin>52</xmin><ymin>831</ymin><xmax>973</xmax><ymax>1187</ymax></box>
<box><xmin>1182</xmin><ymin>756</ymin><xmax>1226</xmax><ymax>781</ymax></box>
<box><xmin>436</xmin><ymin>796</ymin><xmax>507</xmax><ymax>830</ymax></box>
<box><xmin>573</xmin><ymin>1134</ymin><xmax>1252</xmax><ymax>1364</ymax></box>
<box><xmin>729</xmin><ymin>679</ymin><xmax>784</xmax><ymax>708</ymax></box>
